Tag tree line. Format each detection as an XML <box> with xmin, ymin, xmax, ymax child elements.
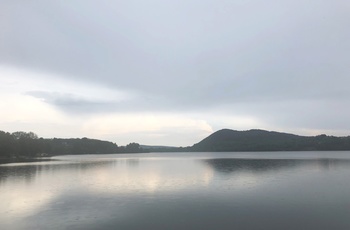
<box><xmin>3</xmin><ymin>128</ymin><xmax>349</xmax><ymax>160</ymax></box>
<box><xmin>0</xmin><ymin>130</ymin><xmax>144</xmax><ymax>159</ymax></box>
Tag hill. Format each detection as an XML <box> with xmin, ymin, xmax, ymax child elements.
<box><xmin>191</xmin><ymin>129</ymin><xmax>350</xmax><ymax>152</ymax></box>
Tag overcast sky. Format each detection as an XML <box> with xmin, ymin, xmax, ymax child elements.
<box><xmin>1</xmin><ymin>0</ymin><xmax>349</xmax><ymax>146</ymax></box>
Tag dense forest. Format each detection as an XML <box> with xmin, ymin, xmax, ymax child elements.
<box><xmin>191</xmin><ymin>129</ymin><xmax>350</xmax><ymax>152</ymax></box>
<box><xmin>0</xmin><ymin>130</ymin><xmax>144</xmax><ymax>159</ymax></box>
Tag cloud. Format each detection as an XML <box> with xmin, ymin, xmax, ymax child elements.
<box><xmin>1</xmin><ymin>0</ymin><xmax>350</xmax><ymax>144</ymax></box>
<box><xmin>25</xmin><ymin>90</ymin><xmax>120</xmax><ymax>114</ymax></box>
<box><xmin>2</xmin><ymin>0</ymin><xmax>349</xmax><ymax>109</ymax></box>
<box><xmin>0</xmin><ymin>65</ymin><xmax>135</xmax><ymax>114</ymax></box>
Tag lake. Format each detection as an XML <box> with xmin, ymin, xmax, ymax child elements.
<box><xmin>1</xmin><ymin>151</ymin><xmax>350</xmax><ymax>230</ymax></box>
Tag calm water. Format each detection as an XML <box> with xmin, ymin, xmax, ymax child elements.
<box><xmin>1</xmin><ymin>151</ymin><xmax>350</xmax><ymax>230</ymax></box>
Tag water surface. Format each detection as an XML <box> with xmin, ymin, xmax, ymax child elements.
<box><xmin>1</xmin><ymin>152</ymin><xmax>350</xmax><ymax>230</ymax></box>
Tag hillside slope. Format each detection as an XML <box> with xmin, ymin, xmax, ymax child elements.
<box><xmin>191</xmin><ymin>129</ymin><xmax>350</xmax><ymax>151</ymax></box>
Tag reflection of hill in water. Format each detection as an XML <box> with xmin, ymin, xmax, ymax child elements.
<box><xmin>203</xmin><ymin>158</ymin><xmax>350</xmax><ymax>174</ymax></box>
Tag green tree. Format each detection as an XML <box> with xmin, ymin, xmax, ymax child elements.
<box><xmin>125</xmin><ymin>143</ymin><xmax>142</xmax><ymax>153</ymax></box>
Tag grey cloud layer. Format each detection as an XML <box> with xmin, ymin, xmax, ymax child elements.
<box><xmin>1</xmin><ymin>0</ymin><xmax>350</xmax><ymax>132</ymax></box>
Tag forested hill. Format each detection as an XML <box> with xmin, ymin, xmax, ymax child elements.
<box><xmin>0</xmin><ymin>131</ymin><xmax>143</xmax><ymax>159</ymax></box>
<box><xmin>191</xmin><ymin>129</ymin><xmax>350</xmax><ymax>152</ymax></box>
<box><xmin>3</xmin><ymin>129</ymin><xmax>350</xmax><ymax>159</ymax></box>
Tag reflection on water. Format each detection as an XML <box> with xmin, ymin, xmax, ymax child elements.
<box><xmin>204</xmin><ymin>158</ymin><xmax>350</xmax><ymax>174</ymax></box>
<box><xmin>1</xmin><ymin>152</ymin><xmax>350</xmax><ymax>230</ymax></box>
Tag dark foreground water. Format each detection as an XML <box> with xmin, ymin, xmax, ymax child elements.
<box><xmin>1</xmin><ymin>152</ymin><xmax>350</xmax><ymax>230</ymax></box>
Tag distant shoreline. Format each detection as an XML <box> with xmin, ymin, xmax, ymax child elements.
<box><xmin>2</xmin><ymin>129</ymin><xmax>350</xmax><ymax>164</ymax></box>
<box><xmin>2</xmin><ymin>149</ymin><xmax>350</xmax><ymax>166</ymax></box>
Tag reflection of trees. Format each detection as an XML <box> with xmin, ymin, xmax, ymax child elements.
<box><xmin>203</xmin><ymin>158</ymin><xmax>350</xmax><ymax>174</ymax></box>
<box><xmin>126</xmin><ymin>159</ymin><xmax>139</xmax><ymax>167</ymax></box>
<box><xmin>0</xmin><ymin>160</ymin><xmax>116</xmax><ymax>185</ymax></box>
<box><xmin>312</xmin><ymin>158</ymin><xmax>350</xmax><ymax>170</ymax></box>
<box><xmin>0</xmin><ymin>164</ymin><xmax>38</xmax><ymax>184</ymax></box>
<box><xmin>0</xmin><ymin>157</ymin><xmax>144</xmax><ymax>186</ymax></box>
<box><xmin>0</xmin><ymin>158</ymin><xmax>53</xmax><ymax>165</ymax></box>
